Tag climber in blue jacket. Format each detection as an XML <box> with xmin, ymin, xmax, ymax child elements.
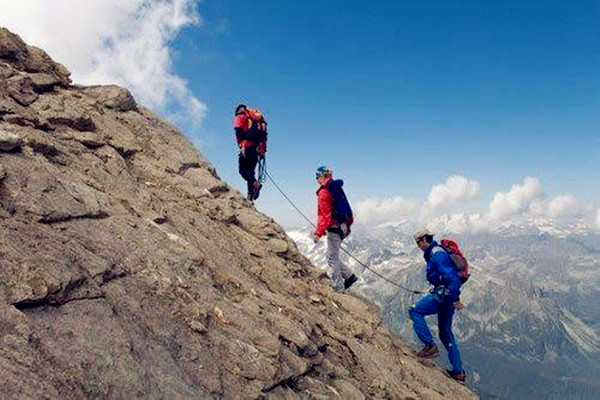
<box><xmin>409</xmin><ymin>228</ymin><xmax>466</xmax><ymax>382</ymax></box>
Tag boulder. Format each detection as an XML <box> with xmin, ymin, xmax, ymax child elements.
<box><xmin>0</xmin><ymin>129</ymin><xmax>22</xmax><ymax>151</ymax></box>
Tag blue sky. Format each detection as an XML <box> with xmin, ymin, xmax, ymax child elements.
<box><xmin>2</xmin><ymin>0</ymin><xmax>599</xmax><ymax>231</ymax></box>
<box><xmin>176</xmin><ymin>0</ymin><xmax>600</xmax><ymax>228</ymax></box>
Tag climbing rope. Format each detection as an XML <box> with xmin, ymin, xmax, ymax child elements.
<box><xmin>264</xmin><ymin>170</ymin><xmax>426</xmax><ymax>295</ymax></box>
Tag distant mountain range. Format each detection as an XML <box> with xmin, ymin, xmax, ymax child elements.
<box><xmin>288</xmin><ymin>224</ymin><xmax>600</xmax><ymax>399</ymax></box>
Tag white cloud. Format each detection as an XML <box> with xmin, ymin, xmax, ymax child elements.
<box><xmin>356</xmin><ymin>176</ymin><xmax>480</xmax><ymax>227</ymax></box>
<box><xmin>429</xmin><ymin>213</ymin><xmax>471</xmax><ymax>235</ymax></box>
<box><xmin>546</xmin><ymin>194</ymin><xmax>582</xmax><ymax>219</ymax></box>
<box><xmin>354</xmin><ymin>196</ymin><xmax>416</xmax><ymax>226</ymax></box>
<box><xmin>427</xmin><ymin>175</ymin><xmax>480</xmax><ymax>209</ymax></box>
<box><xmin>0</xmin><ymin>0</ymin><xmax>206</xmax><ymax>124</ymax></box>
<box><xmin>487</xmin><ymin>177</ymin><xmax>543</xmax><ymax>222</ymax></box>
<box><xmin>354</xmin><ymin>175</ymin><xmax>596</xmax><ymax>236</ymax></box>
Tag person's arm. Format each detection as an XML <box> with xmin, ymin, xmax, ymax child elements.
<box><xmin>234</xmin><ymin>114</ymin><xmax>248</xmax><ymax>147</ymax></box>
<box><xmin>314</xmin><ymin>188</ymin><xmax>332</xmax><ymax>238</ymax></box>
<box><xmin>426</xmin><ymin>251</ymin><xmax>443</xmax><ymax>286</ymax></box>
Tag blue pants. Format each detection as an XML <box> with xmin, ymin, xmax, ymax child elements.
<box><xmin>409</xmin><ymin>293</ymin><xmax>463</xmax><ymax>373</ymax></box>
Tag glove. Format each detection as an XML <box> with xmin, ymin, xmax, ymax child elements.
<box><xmin>257</xmin><ymin>143</ymin><xmax>266</xmax><ymax>157</ymax></box>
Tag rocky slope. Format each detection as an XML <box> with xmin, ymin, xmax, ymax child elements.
<box><xmin>0</xmin><ymin>28</ymin><xmax>476</xmax><ymax>399</ymax></box>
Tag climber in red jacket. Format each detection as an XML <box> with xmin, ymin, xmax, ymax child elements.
<box><xmin>233</xmin><ymin>104</ymin><xmax>267</xmax><ymax>201</ymax></box>
<box><xmin>313</xmin><ymin>166</ymin><xmax>357</xmax><ymax>292</ymax></box>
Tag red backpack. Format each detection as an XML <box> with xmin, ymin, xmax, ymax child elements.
<box><xmin>440</xmin><ymin>239</ymin><xmax>470</xmax><ymax>284</ymax></box>
<box><xmin>246</xmin><ymin>108</ymin><xmax>267</xmax><ymax>132</ymax></box>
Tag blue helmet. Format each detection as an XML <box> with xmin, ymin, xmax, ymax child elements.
<box><xmin>315</xmin><ymin>165</ymin><xmax>332</xmax><ymax>179</ymax></box>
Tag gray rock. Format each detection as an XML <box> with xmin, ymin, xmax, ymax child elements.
<box><xmin>0</xmin><ymin>130</ymin><xmax>22</xmax><ymax>151</ymax></box>
<box><xmin>83</xmin><ymin>85</ymin><xmax>137</xmax><ymax>112</ymax></box>
<box><xmin>29</xmin><ymin>73</ymin><xmax>62</xmax><ymax>93</ymax></box>
<box><xmin>0</xmin><ymin>28</ymin><xmax>27</xmax><ymax>59</ymax></box>
<box><xmin>5</xmin><ymin>74</ymin><xmax>38</xmax><ymax>106</ymax></box>
<box><xmin>30</xmin><ymin>94</ymin><xmax>97</xmax><ymax>132</ymax></box>
<box><xmin>267</xmin><ymin>237</ymin><xmax>289</xmax><ymax>254</ymax></box>
<box><xmin>0</xmin><ymin>28</ymin><xmax>70</xmax><ymax>86</ymax></box>
<box><xmin>70</xmin><ymin>131</ymin><xmax>105</xmax><ymax>148</ymax></box>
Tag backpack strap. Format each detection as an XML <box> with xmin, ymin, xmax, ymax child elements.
<box><xmin>431</xmin><ymin>245</ymin><xmax>445</xmax><ymax>255</ymax></box>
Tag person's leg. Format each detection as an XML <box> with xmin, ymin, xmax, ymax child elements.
<box><xmin>326</xmin><ymin>233</ymin><xmax>345</xmax><ymax>292</ymax></box>
<box><xmin>438</xmin><ymin>303</ymin><xmax>463</xmax><ymax>373</ymax></box>
<box><xmin>337</xmin><ymin>239</ymin><xmax>353</xmax><ymax>280</ymax></box>
<box><xmin>246</xmin><ymin>147</ymin><xmax>260</xmax><ymax>198</ymax></box>
<box><xmin>409</xmin><ymin>294</ymin><xmax>440</xmax><ymax>347</ymax></box>
<box><xmin>238</xmin><ymin>147</ymin><xmax>258</xmax><ymax>198</ymax></box>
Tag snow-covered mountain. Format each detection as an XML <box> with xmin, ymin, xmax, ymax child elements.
<box><xmin>488</xmin><ymin>216</ymin><xmax>593</xmax><ymax>238</ymax></box>
<box><xmin>288</xmin><ymin>225</ymin><xmax>600</xmax><ymax>399</ymax></box>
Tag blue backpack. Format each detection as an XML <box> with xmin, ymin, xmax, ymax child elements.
<box><xmin>328</xmin><ymin>179</ymin><xmax>353</xmax><ymax>235</ymax></box>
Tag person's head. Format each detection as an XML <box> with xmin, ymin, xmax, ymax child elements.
<box><xmin>315</xmin><ymin>165</ymin><xmax>332</xmax><ymax>185</ymax></box>
<box><xmin>414</xmin><ymin>228</ymin><xmax>434</xmax><ymax>251</ymax></box>
<box><xmin>235</xmin><ymin>104</ymin><xmax>247</xmax><ymax>115</ymax></box>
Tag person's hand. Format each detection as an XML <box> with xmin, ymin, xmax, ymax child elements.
<box><xmin>454</xmin><ymin>300</ymin><xmax>464</xmax><ymax>310</ymax></box>
<box><xmin>312</xmin><ymin>233</ymin><xmax>321</xmax><ymax>243</ymax></box>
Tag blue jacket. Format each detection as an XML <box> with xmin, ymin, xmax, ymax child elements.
<box><xmin>423</xmin><ymin>241</ymin><xmax>461</xmax><ymax>302</ymax></box>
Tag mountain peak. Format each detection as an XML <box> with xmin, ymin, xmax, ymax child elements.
<box><xmin>0</xmin><ymin>27</ymin><xmax>475</xmax><ymax>399</ymax></box>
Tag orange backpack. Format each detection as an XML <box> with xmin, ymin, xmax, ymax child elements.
<box><xmin>246</xmin><ymin>107</ymin><xmax>267</xmax><ymax>132</ymax></box>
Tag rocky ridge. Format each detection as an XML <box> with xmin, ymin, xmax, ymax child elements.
<box><xmin>0</xmin><ymin>28</ymin><xmax>476</xmax><ymax>399</ymax></box>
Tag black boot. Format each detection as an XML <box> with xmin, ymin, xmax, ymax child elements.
<box><xmin>252</xmin><ymin>181</ymin><xmax>262</xmax><ymax>200</ymax></box>
<box><xmin>344</xmin><ymin>274</ymin><xmax>358</xmax><ymax>289</ymax></box>
<box><xmin>446</xmin><ymin>369</ymin><xmax>467</xmax><ymax>382</ymax></box>
<box><xmin>416</xmin><ymin>344</ymin><xmax>440</xmax><ymax>358</ymax></box>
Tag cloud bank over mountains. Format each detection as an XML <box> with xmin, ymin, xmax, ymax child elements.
<box><xmin>427</xmin><ymin>175</ymin><xmax>480</xmax><ymax>210</ymax></box>
<box><xmin>355</xmin><ymin>175</ymin><xmax>599</xmax><ymax>235</ymax></box>
<box><xmin>0</xmin><ymin>0</ymin><xmax>206</xmax><ymax>124</ymax></box>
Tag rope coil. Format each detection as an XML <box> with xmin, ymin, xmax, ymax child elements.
<box><xmin>257</xmin><ymin>157</ymin><xmax>267</xmax><ymax>184</ymax></box>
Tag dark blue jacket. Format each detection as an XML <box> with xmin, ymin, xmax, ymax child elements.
<box><xmin>424</xmin><ymin>241</ymin><xmax>461</xmax><ymax>302</ymax></box>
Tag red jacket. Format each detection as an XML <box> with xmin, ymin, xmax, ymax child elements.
<box><xmin>315</xmin><ymin>179</ymin><xmax>336</xmax><ymax>237</ymax></box>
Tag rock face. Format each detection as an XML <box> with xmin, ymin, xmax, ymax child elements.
<box><xmin>0</xmin><ymin>28</ymin><xmax>477</xmax><ymax>399</ymax></box>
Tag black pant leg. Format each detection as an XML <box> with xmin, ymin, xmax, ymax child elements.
<box><xmin>238</xmin><ymin>146</ymin><xmax>259</xmax><ymax>195</ymax></box>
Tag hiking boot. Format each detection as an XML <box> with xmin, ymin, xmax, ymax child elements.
<box><xmin>446</xmin><ymin>369</ymin><xmax>467</xmax><ymax>383</ymax></box>
<box><xmin>344</xmin><ymin>274</ymin><xmax>358</xmax><ymax>289</ymax></box>
<box><xmin>416</xmin><ymin>344</ymin><xmax>440</xmax><ymax>358</ymax></box>
<box><xmin>252</xmin><ymin>181</ymin><xmax>262</xmax><ymax>200</ymax></box>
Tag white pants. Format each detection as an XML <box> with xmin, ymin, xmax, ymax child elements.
<box><xmin>326</xmin><ymin>232</ymin><xmax>353</xmax><ymax>291</ymax></box>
